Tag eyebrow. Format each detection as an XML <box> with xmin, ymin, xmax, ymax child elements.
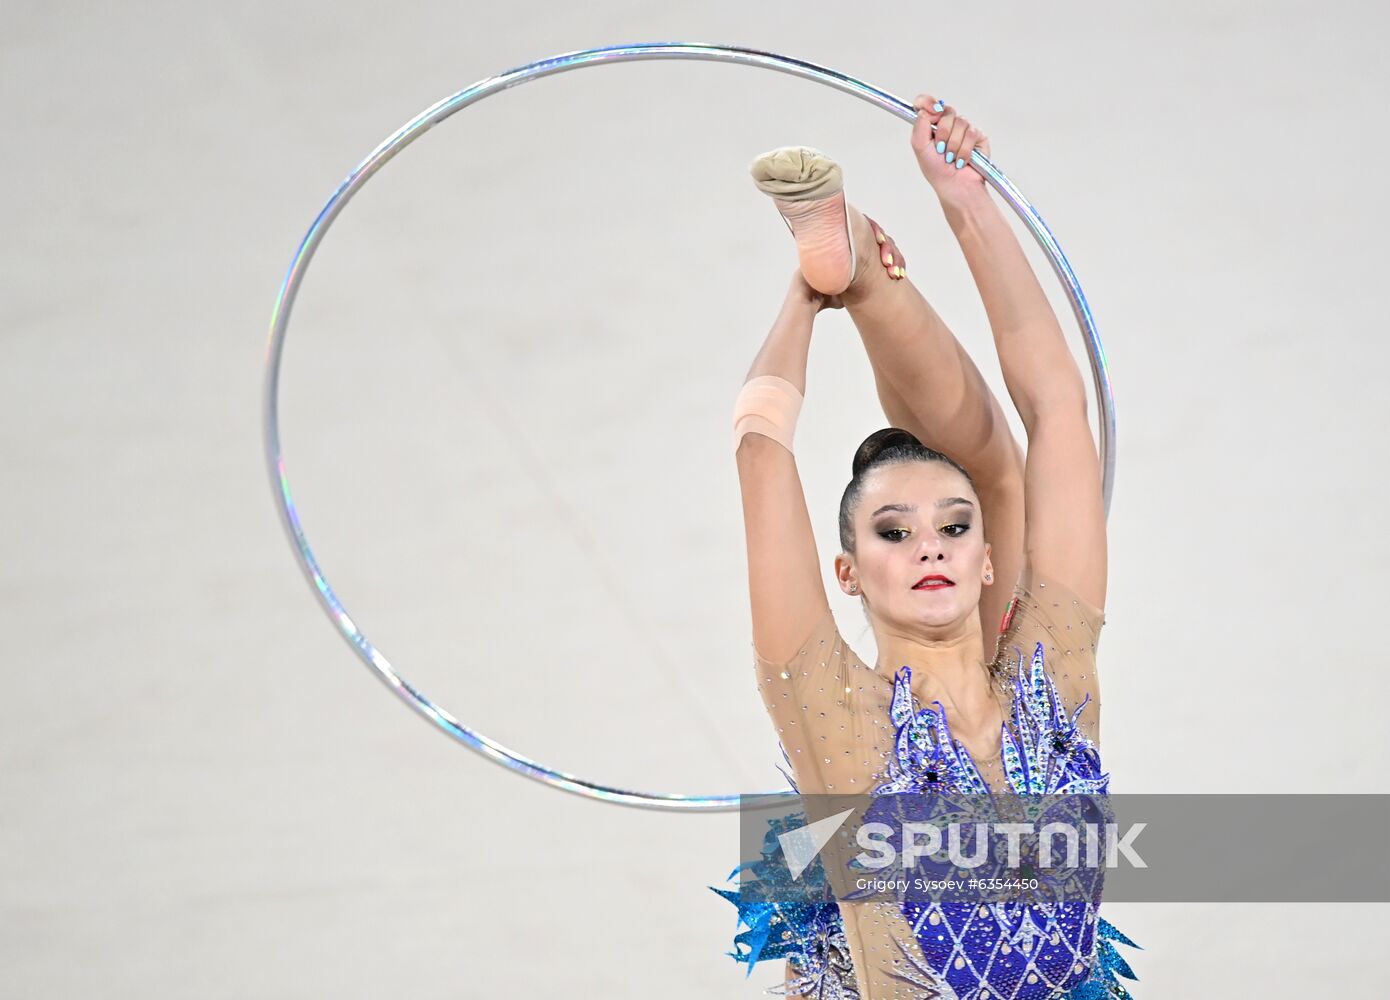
<box><xmin>869</xmin><ymin>498</ymin><xmax>975</xmax><ymax>518</ymax></box>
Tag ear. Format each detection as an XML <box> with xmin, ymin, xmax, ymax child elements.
<box><xmin>982</xmin><ymin>541</ymin><xmax>995</xmax><ymax>586</ymax></box>
<box><xmin>833</xmin><ymin>552</ymin><xmax>858</xmax><ymax>596</ymax></box>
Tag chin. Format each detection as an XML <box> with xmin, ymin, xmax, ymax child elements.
<box><xmin>905</xmin><ymin>600</ymin><xmax>959</xmax><ymax>624</ymax></box>
<box><xmin>911</xmin><ymin>590</ymin><xmax>974</xmax><ymax>619</ymax></box>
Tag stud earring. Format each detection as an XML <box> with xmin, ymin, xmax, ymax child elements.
<box><xmin>849</xmin><ymin>583</ymin><xmax>858</xmax><ymax>593</ymax></box>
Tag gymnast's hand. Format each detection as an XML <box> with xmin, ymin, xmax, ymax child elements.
<box><xmin>910</xmin><ymin>94</ymin><xmax>991</xmax><ymax>200</ymax></box>
<box><xmin>791</xmin><ymin>270</ymin><xmax>844</xmax><ymax>312</ymax></box>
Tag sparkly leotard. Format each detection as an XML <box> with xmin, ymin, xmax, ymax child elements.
<box><xmin>712</xmin><ymin>568</ymin><xmax>1140</xmax><ymax>999</ymax></box>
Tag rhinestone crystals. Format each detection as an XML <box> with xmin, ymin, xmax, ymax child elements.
<box><xmin>718</xmin><ymin>575</ymin><xmax>1137</xmax><ymax>998</ymax></box>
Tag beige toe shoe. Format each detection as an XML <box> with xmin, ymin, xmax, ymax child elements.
<box><xmin>748</xmin><ymin>145</ymin><xmax>844</xmax><ymax>201</ymax></box>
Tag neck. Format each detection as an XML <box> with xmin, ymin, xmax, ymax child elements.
<box><xmin>873</xmin><ymin>615</ymin><xmax>997</xmax><ymax>722</ymax></box>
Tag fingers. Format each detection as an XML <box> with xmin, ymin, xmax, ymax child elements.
<box><xmin>912</xmin><ymin>93</ymin><xmax>990</xmax><ymax>170</ymax></box>
<box><xmin>935</xmin><ymin>106</ymin><xmax>957</xmax><ymax>162</ymax></box>
<box><xmin>947</xmin><ymin>116</ymin><xmax>970</xmax><ymax>167</ymax></box>
<box><xmin>864</xmin><ymin>214</ymin><xmax>907</xmax><ymax>281</ymax></box>
<box><xmin>912</xmin><ymin>93</ymin><xmax>946</xmax><ymax>118</ymax></box>
<box><xmin>885</xmin><ymin>231</ymin><xmax>906</xmax><ymax>279</ymax></box>
<box><xmin>954</xmin><ymin>120</ymin><xmax>988</xmax><ymax>169</ymax></box>
<box><xmin>909</xmin><ymin>92</ymin><xmax>991</xmax><ymax>196</ymax></box>
<box><xmin>910</xmin><ymin>93</ymin><xmax>946</xmax><ymax>158</ymax></box>
<box><xmin>937</xmin><ymin>110</ymin><xmax>973</xmax><ymax>167</ymax></box>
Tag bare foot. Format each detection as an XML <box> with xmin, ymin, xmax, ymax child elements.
<box><xmin>750</xmin><ymin>147</ymin><xmax>904</xmax><ymax>298</ymax></box>
<box><xmin>772</xmin><ymin>192</ymin><xmax>861</xmax><ymax>296</ymax></box>
<box><xmin>781</xmin><ymin>204</ymin><xmax>905</xmax><ymax>303</ymax></box>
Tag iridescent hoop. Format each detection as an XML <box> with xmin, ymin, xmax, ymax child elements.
<box><xmin>262</xmin><ymin>42</ymin><xmax>1115</xmax><ymax>813</ymax></box>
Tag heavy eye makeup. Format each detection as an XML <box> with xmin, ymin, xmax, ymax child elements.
<box><xmin>874</xmin><ymin>518</ymin><xmax>972</xmax><ymax>542</ymax></box>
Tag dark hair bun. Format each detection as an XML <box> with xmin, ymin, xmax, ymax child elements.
<box><xmin>851</xmin><ymin>427</ymin><xmax>923</xmax><ymax>478</ymax></box>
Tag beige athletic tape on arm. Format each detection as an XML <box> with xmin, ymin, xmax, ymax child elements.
<box><xmin>732</xmin><ymin>374</ymin><xmax>804</xmax><ymax>455</ymax></box>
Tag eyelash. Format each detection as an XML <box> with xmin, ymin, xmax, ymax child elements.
<box><xmin>879</xmin><ymin>524</ymin><xmax>970</xmax><ymax>542</ymax></box>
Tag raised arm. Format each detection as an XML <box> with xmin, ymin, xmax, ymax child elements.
<box><xmin>910</xmin><ymin>96</ymin><xmax>1107</xmax><ymax>611</ymax></box>
<box><xmin>734</xmin><ymin>275</ymin><xmax>835</xmax><ymax>662</ymax></box>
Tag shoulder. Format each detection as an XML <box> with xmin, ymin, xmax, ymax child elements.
<box><xmin>995</xmin><ymin>564</ymin><xmax>1105</xmax><ymax>658</ymax></box>
<box><xmin>992</xmin><ymin>563</ymin><xmax>1107</xmax><ymax>743</ymax></box>
<box><xmin>752</xmin><ymin>605</ymin><xmax>874</xmax><ymax>684</ymax></box>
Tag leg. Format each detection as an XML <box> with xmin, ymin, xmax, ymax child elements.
<box><xmin>747</xmin><ymin>149</ymin><xmax>1023</xmax><ymax>649</ymax></box>
<box><xmin>842</xmin><ymin>211</ymin><xmax>1025</xmax><ymax>652</ymax></box>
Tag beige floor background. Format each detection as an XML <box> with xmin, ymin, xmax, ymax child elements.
<box><xmin>4</xmin><ymin>1</ymin><xmax>1387</xmax><ymax>996</ymax></box>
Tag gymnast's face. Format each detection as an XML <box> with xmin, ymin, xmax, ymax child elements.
<box><xmin>842</xmin><ymin>461</ymin><xmax>992</xmax><ymax>632</ymax></box>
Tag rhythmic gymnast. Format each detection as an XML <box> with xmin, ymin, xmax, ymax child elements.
<box><xmin>717</xmin><ymin>95</ymin><xmax>1140</xmax><ymax>999</ymax></box>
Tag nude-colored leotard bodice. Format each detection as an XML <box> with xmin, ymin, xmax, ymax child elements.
<box><xmin>751</xmin><ymin>567</ymin><xmax>1106</xmax><ymax>999</ymax></box>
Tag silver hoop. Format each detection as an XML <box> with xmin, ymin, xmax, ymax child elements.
<box><xmin>262</xmin><ymin>42</ymin><xmax>1115</xmax><ymax>813</ymax></box>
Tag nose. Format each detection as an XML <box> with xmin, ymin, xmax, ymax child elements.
<box><xmin>917</xmin><ymin>536</ymin><xmax>945</xmax><ymax>560</ymax></box>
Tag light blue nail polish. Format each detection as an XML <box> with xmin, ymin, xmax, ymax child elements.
<box><xmin>932</xmin><ymin>100</ymin><xmax>944</xmax><ymax>113</ymax></box>
<box><xmin>945</xmin><ymin>151</ymin><xmax>955</xmax><ymax>164</ymax></box>
<box><xmin>935</xmin><ymin>140</ymin><xmax>946</xmax><ymax>154</ymax></box>
<box><xmin>956</xmin><ymin>159</ymin><xmax>966</xmax><ymax>169</ymax></box>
